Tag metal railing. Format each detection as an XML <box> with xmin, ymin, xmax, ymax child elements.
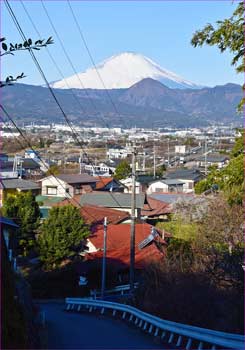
<box><xmin>90</xmin><ymin>283</ymin><xmax>139</xmax><ymax>298</ymax></box>
<box><xmin>65</xmin><ymin>298</ymin><xmax>244</xmax><ymax>350</ymax></box>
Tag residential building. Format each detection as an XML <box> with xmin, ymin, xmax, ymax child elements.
<box><xmin>107</xmin><ymin>146</ymin><xmax>131</xmax><ymax>160</ymax></box>
<box><xmin>95</xmin><ymin>177</ymin><xmax>124</xmax><ymax>192</ymax></box>
<box><xmin>120</xmin><ymin>177</ymin><xmax>142</xmax><ymax>194</ymax></box>
<box><xmin>0</xmin><ymin>216</ymin><xmax>19</xmax><ymax>264</ymax></box>
<box><xmin>40</xmin><ymin>173</ymin><xmax>97</xmax><ymax>197</ymax></box>
<box><xmin>164</xmin><ymin>168</ymin><xmax>203</xmax><ymax>193</ymax></box>
<box><xmin>80</xmin><ymin>162</ymin><xmax>113</xmax><ymax>177</ymax></box>
<box><xmin>147</xmin><ymin>179</ymin><xmax>185</xmax><ymax>194</ymax></box>
<box><xmin>196</xmin><ymin>154</ymin><xmax>230</xmax><ymax>169</ymax></box>
<box><xmin>0</xmin><ymin>178</ymin><xmax>41</xmax><ymax>207</ymax></box>
<box><xmin>79</xmin><ymin>192</ymin><xmax>146</xmax><ymax>218</ymax></box>
<box><xmin>82</xmin><ymin>223</ymin><xmax>166</xmax><ymax>282</ymax></box>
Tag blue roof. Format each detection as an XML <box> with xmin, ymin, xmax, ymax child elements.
<box><xmin>40</xmin><ymin>207</ymin><xmax>50</xmax><ymax>219</ymax></box>
<box><xmin>0</xmin><ymin>217</ymin><xmax>19</xmax><ymax>228</ymax></box>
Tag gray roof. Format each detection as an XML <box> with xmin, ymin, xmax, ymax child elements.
<box><xmin>158</xmin><ymin>179</ymin><xmax>184</xmax><ymax>185</ymax></box>
<box><xmin>0</xmin><ymin>178</ymin><xmax>40</xmax><ymax>190</ymax></box>
<box><xmin>0</xmin><ymin>159</ymin><xmax>40</xmax><ymax>170</ymax></box>
<box><xmin>149</xmin><ymin>193</ymin><xmax>198</xmax><ymax>204</ymax></box>
<box><xmin>165</xmin><ymin>168</ymin><xmax>202</xmax><ymax>181</ymax></box>
<box><xmin>0</xmin><ymin>216</ymin><xmax>19</xmax><ymax>228</ymax></box>
<box><xmin>197</xmin><ymin>154</ymin><xmax>229</xmax><ymax>162</ymax></box>
<box><xmin>79</xmin><ymin>192</ymin><xmax>145</xmax><ymax>209</ymax></box>
<box><xmin>57</xmin><ymin>173</ymin><xmax>97</xmax><ymax>184</ymax></box>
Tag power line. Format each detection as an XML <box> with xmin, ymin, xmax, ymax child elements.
<box><xmin>4</xmin><ymin>0</ymin><xmax>126</xmax><ymax>209</ymax></box>
<box><xmin>0</xmin><ymin>104</ymin><xmax>100</xmax><ymax>222</ymax></box>
<box><xmin>20</xmin><ymin>0</ymin><xmax>87</xmax><ymax>115</ymax></box>
<box><xmin>67</xmin><ymin>0</ymin><xmax>128</xmax><ymax>130</ymax></box>
<box><xmin>40</xmin><ymin>0</ymin><xmax>107</xmax><ymax>124</ymax></box>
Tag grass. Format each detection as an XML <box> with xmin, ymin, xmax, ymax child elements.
<box><xmin>156</xmin><ymin>219</ymin><xmax>198</xmax><ymax>241</ymax></box>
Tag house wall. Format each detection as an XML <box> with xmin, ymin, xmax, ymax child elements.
<box><xmin>121</xmin><ymin>179</ymin><xmax>141</xmax><ymax>194</ymax></box>
<box><xmin>110</xmin><ymin>207</ymin><xmax>140</xmax><ymax>218</ymax></box>
<box><xmin>147</xmin><ymin>181</ymin><xmax>168</xmax><ymax>194</ymax></box>
<box><xmin>180</xmin><ymin>179</ymin><xmax>195</xmax><ymax>193</ymax></box>
<box><xmin>41</xmin><ymin>177</ymin><xmax>71</xmax><ymax>197</ymax></box>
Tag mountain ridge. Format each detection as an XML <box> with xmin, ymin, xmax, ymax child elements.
<box><xmin>2</xmin><ymin>78</ymin><xmax>242</xmax><ymax>128</ymax></box>
<box><xmin>51</xmin><ymin>52</ymin><xmax>201</xmax><ymax>90</ymax></box>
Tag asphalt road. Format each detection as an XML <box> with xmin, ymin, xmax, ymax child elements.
<box><xmin>37</xmin><ymin>302</ymin><xmax>169</xmax><ymax>349</ymax></box>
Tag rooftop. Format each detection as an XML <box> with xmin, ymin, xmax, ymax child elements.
<box><xmin>0</xmin><ymin>178</ymin><xmax>40</xmax><ymax>190</ymax></box>
<box><xmin>165</xmin><ymin>168</ymin><xmax>202</xmax><ymax>181</ymax></box>
<box><xmin>79</xmin><ymin>192</ymin><xmax>146</xmax><ymax>209</ymax></box>
<box><xmin>85</xmin><ymin>223</ymin><xmax>166</xmax><ymax>270</ymax></box>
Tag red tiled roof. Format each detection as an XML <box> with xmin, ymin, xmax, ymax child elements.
<box><xmin>142</xmin><ymin>196</ymin><xmax>172</xmax><ymax>217</ymax></box>
<box><xmin>52</xmin><ymin>200</ymin><xmax>129</xmax><ymax>226</ymax></box>
<box><xmin>52</xmin><ymin>195</ymin><xmax>82</xmax><ymax>208</ymax></box>
<box><xmin>95</xmin><ymin>177</ymin><xmax>114</xmax><ymax>190</ymax></box>
<box><xmin>86</xmin><ymin>223</ymin><xmax>166</xmax><ymax>270</ymax></box>
<box><xmin>81</xmin><ymin>204</ymin><xmax>130</xmax><ymax>226</ymax></box>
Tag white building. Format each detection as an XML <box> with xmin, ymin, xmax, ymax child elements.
<box><xmin>120</xmin><ymin>177</ymin><xmax>142</xmax><ymax>194</ymax></box>
<box><xmin>147</xmin><ymin>179</ymin><xmax>184</xmax><ymax>194</ymax></box>
<box><xmin>175</xmin><ymin>145</ymin><xmax>187</xmax><ymax>154</ymax></box>
<box><xmin>40</xmin><ymin>174</ymin><xmax>97</xmax><ymax>197</ymax></box>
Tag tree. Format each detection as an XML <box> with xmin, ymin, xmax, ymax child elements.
<box><xmin>195</xmin><ymin>132</ymin><xmax>244</xmax><ymax>205</ymax></box>
<box><xmin>114</xmin><ymin>160</ymin><xmax>131</xmax><ymax>180</ymax></box>
<box><xmin>193</xmin><ymin>196</ymin><xmax>244</xmax><ymax>289</ymax></box>
<box><xmin>2</xmin><ymin>191</ymin><xmax>41</xmax><ymax>255</ymax></box>
<box><xmin>45</xmin><ymin>164</ymin><xmax>60</xmax><ymax>176</ymax></box>
<box><xmin>191</xmin><ymin>1</ymin><xmax>244</xmax><ymax>109</ymax></box>
<box><xmin>38</xmin><ymin>205</ymin><xmax>90</xmax><ymax>269</ymax></box>
<box><xmin>0</xmin><ymin>36</ymin><xmax>53</xmax><ymax>88</ymax></box>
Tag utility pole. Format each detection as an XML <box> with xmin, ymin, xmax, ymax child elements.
<box><xmin>142</xmin><ymin>151</ymin><xmax>146</xmax><ymax>173</ymax></box>
<box><xmin>130</xmin><ymin>142</ymin><xmax>136</xmax><ymax>294</ymax></box>
<box><xmin>101</xmin><ymin>217</ymin><xmax>107</xmax><ymax>300</ymax></box>
<box><xmin>167</xmin><ymin>138</ymin><xmax>170</xmax><ymax>166</ymax></box>
<box><xmin>204</xmin><ymin>135</ymin><xmax>207</xmax><ymax>176</ymax></box>
<box><xmin>153</xmin><ymin>144</ymin><xmax>156</xmax><ymax>178</ymax></box>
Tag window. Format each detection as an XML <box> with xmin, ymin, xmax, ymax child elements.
<box><xmin>65</xmin><ymin>188</ymin><xmax>70</xmax><ymax>194</ymax></box>
<box><xmin>75</xmin><ymin>187</ymin><xmax>80</xmax><ymax>194</ymax></box>
<box><xmin>46</xmin><ymin>186</ymin><xmax>57</xmax><ymax>195</ymax></box>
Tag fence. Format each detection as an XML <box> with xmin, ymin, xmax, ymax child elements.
<box><xmin>65</xmin><ymin>298</ymin><xmax>244</xmax><ymax>350</ymax></box>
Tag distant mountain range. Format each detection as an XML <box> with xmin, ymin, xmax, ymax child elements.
<box><xmin>2</xmin><ymin>78</ymin><xmax>242</xmax><ymax>128</ymax></box>
<box><xmin>51</xmin><ymin>52</ymin><xmax>201</xmax><ymax>90</ymax></box>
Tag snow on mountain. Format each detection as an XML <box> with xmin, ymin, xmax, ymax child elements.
<box><xmin>51</xmin><ymin>52</ymin><xmax>201</xmax><ymax>90</ymax></box>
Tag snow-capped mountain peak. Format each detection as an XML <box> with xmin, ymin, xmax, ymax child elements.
<box><xmin>51</xmin><ymin>52</ymin><xmax>200</xmax><ymax>90</ymax></box>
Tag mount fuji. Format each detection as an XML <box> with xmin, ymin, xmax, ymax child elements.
<box><xmin>51</xmin><ymin>52</ymin><xmax>201</xmax><ymax>90</ymax></box>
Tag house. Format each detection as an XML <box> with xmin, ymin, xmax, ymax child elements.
<box><xmin>79</xmin><ymin>192</ymin><xmax>146</xmax><ymax>218</ymax></box>
<box><xmin>0</xmin><ymin>178</ymin><xmax>41</xmax><ymax>207</ymax></box>
<box><xmin>196</xmin><ymin>154</ymin><xmax>229</xmax><ymax>169</ymax></box>
<box><xmin>107</xmin><ymin>145</ymin><xmax>131</xmax><ymax>160</ymax></box>
<box><xmin>80</xmin><ymin>162</ymin><xmax>114</xmax><ymax>177</ymax></box>
<box><xmin>82</xmin><ymin>223</ymin><xmax>166</xmax><ymax>281</ymax></box>
<box><xmin>120</xmin><ymin>177</ymin><xmax>142</xmax><ymax>194</ymax></box>
<box><xmin>149</xmin><ymin>193</ymin><xmax>207</xmax><ymax>218</ymax></box>
<box><xmin>0</xmin><ymin>157</ymin><xmax>42</xmax><ymax>179</ymax></box>
<box><xmin>164</xmin><ymin>168</ymin><xmax>203</xmax><ymax>193</ymax></box>
<box><xmin>0</xmin><ymin>216</ymin><xmax>19</xmax><ymax>264</ymax></box>
<box><xmin>136</xmin><ymin>175</ymin><xmax>156</xmax><ymax>193</ymax></box>
<box><xmin>52</xmin><ymin>198</ymin><xmax>130</xmax><ymax>227</ymax></box>
<box><xmin>142</xmin><ymin>196</ymin><xmax>172</xmax><ymax>221</ymax></box>
<box><xmin>40</xmin><ymin>173</ymin><xmax>97</xmax><ymax>197</ymax></box>
<box><xmin>81</xmin><ymin>205</ymin><xmax>130</xmax><ymax>226</ymax></box>
<box><xmin>147</xmin><ymin>179</ymin><xmax>185</xmax><ymax>194</ymax></box>
<box><xmin>95</xmin><ymin>177</ymin><xmax>124</xmax><ymax>192</ymax></box>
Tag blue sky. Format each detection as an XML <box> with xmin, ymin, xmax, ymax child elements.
<box><xmin>2</xmin><ymin>0</ymin><xmax>242</xmax><ymax>87</ymax></box>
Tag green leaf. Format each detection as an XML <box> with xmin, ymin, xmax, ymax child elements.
<box><xmin>2</xmin><ymin>42</ymin><xmax>7</xmax><ymax>51</ymax></box>
<box><xmin>0</xmin><ymin>37</ymin><xmax>6</xmax><ymax>42</ymax></box>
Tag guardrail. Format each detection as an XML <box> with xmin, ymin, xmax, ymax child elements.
<box><xmin>90</xmin><ymin>283</ymin><xmax>138</xmax><ymax>298</ymax></box>
<box><xmin>65</xmin><ymin>298</ymin><xmax>244</xmax><ymax>350</ymax></box>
